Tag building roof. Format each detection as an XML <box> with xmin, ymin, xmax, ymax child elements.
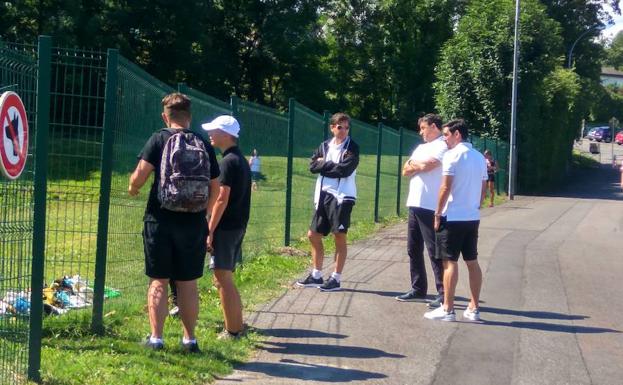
<box><xmin>601</xmin><ymin>67</ymin><xmax>623</xmax><ymax>77</ymax></box>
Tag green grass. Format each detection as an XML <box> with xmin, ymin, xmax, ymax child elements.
<box><xmin>572</xmin><ymin>149</ymin><xmax>602</xmax><ymax>169</ymax></box>
<box><xmin>31</xmin><ymin>154</ymin><xmax>406</xmax><ymax>385</ymax></box>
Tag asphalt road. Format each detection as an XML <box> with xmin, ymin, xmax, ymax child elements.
<box><xmin>214</xmin><ymin>144</ymin><xmax>623</xmax><ymax>385</ymax></box>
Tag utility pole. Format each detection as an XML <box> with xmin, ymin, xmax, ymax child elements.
<box><xmin>508</xmin><ymin>0</ymin><xmax>520</xmax><ymax>200</ymax></box>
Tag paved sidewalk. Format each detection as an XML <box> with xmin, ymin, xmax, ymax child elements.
<box><xmin>215</xmin><ymin>161</ymin><xmax>623</xmax><ymax>385</ymax></box>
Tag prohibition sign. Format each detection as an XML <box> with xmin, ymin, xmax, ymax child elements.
<box><xmin>0</xmin><ymin>91</ymin><xmax>29</xmax><ymax>180</ymax></box>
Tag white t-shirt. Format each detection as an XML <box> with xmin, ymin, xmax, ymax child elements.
<box><xmin>441</xmin><ymin>142</ymin><xmax>488</xmax><ymax>221</ymax></box>
<box><xmin>406</xmin><ymin>136</ymin><xmax>447</xmax><ymax>210</ymax></box>
<box><xmin>250</xmin><ymin>156</ymin><xmax>261</xmax><ymax>172</ymax></box>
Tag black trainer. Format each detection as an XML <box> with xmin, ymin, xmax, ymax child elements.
<box><xmin>181</xmin><ymin>340</ymin><xmax>200</xmax><ymax>354</ymax></box>
<box><xmin>427</xmin><ymin>294</ymin><xmax>444</xmax><ymax>308</ymax></box>
<box><xmin>319</xmin><ymin>277</ymin><xmax>341</xmax><ymax>292</ymax></box>
<box><xmin>395</xmin><ymin>290</ymin><xmax>427</xmax><ymax>302</ymax></box>
<box><xmin>296</xmin><ymin>274</ymin><xmax>323</xmax><ymax>287</ymax></box>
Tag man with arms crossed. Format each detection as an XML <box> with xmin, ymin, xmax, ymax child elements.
<box><xmin>396</xmin><ymin>114</ymin><xmax>446</xmax><ymax>309</ymax></box>
<box><xmin>296</xmin><ymin>112</ymin><xmax>360</xmax><ymax>292</ymax></box>
<box><xmin>424</xmin><ymin>119</ymin><xmax>487</xmax><ymax>322</ymax></box>
<box><xmin>202</xmin><ymin>115</ymin><xmax>251</xmax><ymax>339</ymax></box>
<box><xmin>129</xmin><ymin>93</ymin><xmax>220</xmax><ymax>352</ymax></box>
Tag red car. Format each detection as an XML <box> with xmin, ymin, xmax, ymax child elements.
<box><xmin>616</xmin><ymin>131</ymin><xmax>623</xmax><ymax>145</ymax></box>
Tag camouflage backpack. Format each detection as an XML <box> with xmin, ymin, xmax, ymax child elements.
<box><xmin>158</xmin><ymin>129</ymin><xmax>211</xmax><ymax>212</ymax></box>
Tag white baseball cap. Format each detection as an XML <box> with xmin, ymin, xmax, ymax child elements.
<box><xmin>201</xmin><ymin>115</ymin><xmax>240</xmax><ymax>138</ymax></box>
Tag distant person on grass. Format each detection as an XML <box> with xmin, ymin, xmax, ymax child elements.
<box><xmin>484</xmin><ymin>149</ymin><xmax>497</xmax><ymax>207</ymax></box>
<box><xmin>396</xmin><ymin>113</ymin><xmax>446</xmax><ymax>309</ymax></box>
<box><xmin>202</xmin><ymin>115</ymin><xmax>251</xmax><ymax>339</ymax></box>
<box><xmin>424</xmin><ymin>119</ymin><xmax>487</xmax><ymax>322</ymax></box>
<box><xmin>249</xmin><ymin>148</ymin><xmax>261</xmax><ymax>191</ymax></box>
<box><xmin>129</xmin><ymin>92</ymin><xmax>220</xmax><ymax>352</ymax></box>
<box><xmin>296</xmin><ymin>112</ymin><xmax>360</xmax><ymax>292</ymax></box>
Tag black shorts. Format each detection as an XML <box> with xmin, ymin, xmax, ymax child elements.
<box><xmin>143</xmin><ymin>220</ymin><xmax>208</xmax><ymax>280</ymax></box>
<box><xmin>435</xmin><ymin>218</ymin><xmax>480</xmax><ymax>262</ymax></box>
<box><xmin>251</xmin><ymin>171</ymin><xmax>261</xmax><ymax>182</ymax></box>
<box><xmin>209</xmin><ymin>227</ymin><xmax>246</xmax><ymax>271</ymax></box>
<box><xmin>310</xmin><ymin>192</ymin><xmax>354</xmax><ymax>236</ymax></box>
<box><xmin>488</xmin><ymin>174</ymin><xmax>495</xmax><ymax>183</ymax></box>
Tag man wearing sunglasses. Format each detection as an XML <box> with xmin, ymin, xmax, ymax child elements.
<box><xmin>296</xmin><ymin>112</ymin><xmax>360</xmax><ymax>291</ymax></box>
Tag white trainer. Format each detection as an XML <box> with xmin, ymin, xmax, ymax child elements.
<box><xmin>424</xmin><ymin>306</ymin><xmax>456</xmax><ymax>321</ymax></box>
<box><xmin>463</xmin><ymin>307</ymin><xmax>481</xmax><ymax>321</ymax></box>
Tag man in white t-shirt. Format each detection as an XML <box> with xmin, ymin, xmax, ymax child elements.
<box><xmin>424</xmin><ymin>119</ymin><xmax>487</xmax><ymax>322</ymax></box>
<box><xmin>396</xmin><ymin>114</ymin><xmax>447</xmax><ymax>308</ymax></box>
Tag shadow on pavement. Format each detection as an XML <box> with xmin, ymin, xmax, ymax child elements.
<box><xmin>481</xmin><ymin>320</ymin><xmax>621</xmax><ymax>334</ymax></box>
<box><xmin>235</xmin><ymin>359</ymin><xmax>387</xmax><ymax>382</ymax></box>
<box><xmin>546</xmin><ymin>163</ymin><xmax>622</xmax><ymax>201</ymax></box>
<box><xmin>481</xmin><ymin>307</ymin><xmax>589</xmax><ymax>320</ymax></box>
<box><xmin>255</xmin><ymin>328</ymin><xmax>348</xmax><ymax>339</ymax></box>
<box><xmin>260</xmin><ymin>341</ymin><xmax>406</xmax><ymax>358</ymax></box>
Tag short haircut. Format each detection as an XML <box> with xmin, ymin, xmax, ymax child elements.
<box><xmin>484</xmin><ymin>149</ymin><xmax>492</xmax><ymax>156</ymax></box>
<box><xmin>330</xmin><ymin>112</ymin><xmax>350</xmax><ymax>126</ymax></box>
<box><xmin>162</xmin><ymin>92</ymin><xmax>191</xmax><ymax>121</ymax></box>
<box><xmin>418</xmin><ymin>113</ymin><xmax>442</xmax><ymax>129</ymax></box>
<box><xmin>443</xmin><ymin>119</ymin><xmax>469</xmax><ymax>140</ymax></box>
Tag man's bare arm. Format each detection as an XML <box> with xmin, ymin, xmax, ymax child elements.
<box><xmin>434</xmin><ymin>175</ymin><xmax>453</xmax><ymax>231</ymax></box>
<box><xmin>402</xmin><ymin>158</ymin><xmax>441</xmax><ymax>177</ymax></box>
<box><xmin>128</xmin><ymin>160</ymin><xmax>155</xmax><ymax>196</ymax></box>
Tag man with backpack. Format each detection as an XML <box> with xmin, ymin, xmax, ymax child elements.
<box><xmin>202</xmin><ymin>115</ymin><xmax>251</xmax><ymax>339</ymax></box>
<box><xmin>129</xmin><ymin>93</ymin><xmax>220</xmax><ymax>352</ymax></box>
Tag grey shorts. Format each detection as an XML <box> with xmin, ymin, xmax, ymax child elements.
<box><xmin>209</xmin><ymin>227</ymin><xmax>246</xmax><ymax>271</ymax></box>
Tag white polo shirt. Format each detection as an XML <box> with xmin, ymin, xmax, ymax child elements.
<box><xmin>406</xmin><ymin>136</ymin><xmax>447</xmax><ymax>211</ymax></box>
<box><xmin>441</xmin><ymin>142</ymin><xmax>488</xmax><ymax>221</ymax></box>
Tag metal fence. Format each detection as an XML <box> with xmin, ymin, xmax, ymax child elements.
<box><xmin>0</xmin><ymin>36</ymin><xmax>510</xmax><ymax>383</ymax></box>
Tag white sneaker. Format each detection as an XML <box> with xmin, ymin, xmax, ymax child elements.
<box><xmin>463</xmin><ymin>307</ymin><xmax>481</xmax><ymax>321</ymax></box>
<box><xmin>424</xmin><ymin>306</ymin><xmax>456</xmax><ymax>321</ymax></box>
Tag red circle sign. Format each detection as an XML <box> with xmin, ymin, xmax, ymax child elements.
<box><xmin>0</xmin><ymin>91</ymin><xmax>29</xmax><ymax>180</ymax></box>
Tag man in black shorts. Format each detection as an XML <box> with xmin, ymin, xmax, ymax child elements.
<box><xmin>129</xmin><ymin>93</ymin><xmax>220</xmax><ymax>351</ymax></box>
<box><xmin>424</xmin><ymin>119</ymin><xmax>487</xmax><ymax>322</ymax></box>
<box><xmin>202</xmin><ymin>115</ymin><xmax>251</xmax><ymax>339</ymax></box>
<box><xmin>296</xmin><ymin>112</ymin><xmax>359</xmax><ymax>292</ymax></box>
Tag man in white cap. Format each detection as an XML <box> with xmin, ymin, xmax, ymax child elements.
<box><xmin>202</xmin><ymin>115</ymin><xmax>251</xmax><ymax>339</ymax></box>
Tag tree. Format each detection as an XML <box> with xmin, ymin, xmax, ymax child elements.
<box><xmin>606</xmin><ymin>31</ymin><xmax>623</xmax><ymax>69</ymax></box>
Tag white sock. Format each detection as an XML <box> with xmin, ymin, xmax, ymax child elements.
<box><xmin>330</xmin><ymin>272</ymin><xmax>341</xmax><ymax>282</ymax></box>
<box><xmin>182</xmin><ymin>337</ymin><xmax>196</xmax><ymax>344</ymax></box>
<box><xmin>312</xmin><ymin>269</ymin><xmax>322</xmax><ymax>279</ymax></box>
<box><xmin>149</xmin><ymin>336</ymin><xmax>164</xmax><ymax>344</ymax></box>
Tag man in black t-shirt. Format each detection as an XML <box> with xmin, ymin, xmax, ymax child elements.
<box><xmin>129</xmin><ymin>93</ymin><xmax>220</xmax><ymax>352</ymax></box>
<box><xmin>202</xmin><ymin>115</ymin><xmax>251</xmax><ymax>339</ymax></box>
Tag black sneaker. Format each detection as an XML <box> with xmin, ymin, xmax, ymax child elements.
<box><xmin>427</xmin><ymin>294</ymin><xmax>444</xmax><ymax>308</ymax></box>
<box><xmin>296</xmin><ymin>274</ymin><xmax>324</xmax><ymax>287</ymax></box>
<box><xmin>181</xmin><ymin>340</ymin><xmax>200</xmax><ymax>353</ymax></box>
<box><xmin>319</xmin><ymin>277</ymin><xmax>341</xmax><ymax>292</ymax></box>
<box><xmin>142</xmin><ymin>336</ymin><xmax>164</xmax><ymax>350</ymax></box>
<box><xmin>395</xmin><ymin>291</ymin><xmax>427</xmax><ymax>302</ymax></box>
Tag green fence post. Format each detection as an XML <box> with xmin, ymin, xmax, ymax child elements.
<box><xmin>28</xmin><ymin>35</ymin><xmax>52</xmax><ymax>383</ymax></box>
<box><xmin>396</xmin><ymin>126</ymin><xmax>404</xmax><ymax>217</ymax></box>
<box><xmin>91</xmin><ymin>49</ymin><xmax>118</xmax><ymax>334</ymax></box>
<box><xmin>230</xmin><ymin>95</ymin><xmax>239</xmax><ymax>118</ymax></box>
<box><xmin>495</xmin><ymin>139</ymin><xmax>501</xmax><ymax>195</ymax></box>
<box><xmin>284</xmin><ymin>98</ymin><xmax>295</xmax><ymax>245</ymax></box>
<box><xmin>374</xmin><ymin>123</ymin><xmax>383</xmax><ymax>223</ymax></box>
<box><xmin>323</xmin><ymin>110</ymin><xmax>330</xmax><ymax>141</ymax></box>
<box><xmin>177</xmin><ymin>82</ymin><xmax>186</xmax><ymax>93</ymax></box>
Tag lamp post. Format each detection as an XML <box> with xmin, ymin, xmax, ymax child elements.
<box><xmin>567</xmin><ymin>25</ymin><xmax>603</xmax><ymax>69</ymax></box>
<box><xmin>508</xmin><ymin>0</ymin><xmax>520</xmax><ymax>200</ymax></box>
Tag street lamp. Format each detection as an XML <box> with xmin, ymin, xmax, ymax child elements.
<box><xmin>567</xmin><ymin>25</ymin><xmax>604</xmax><ymax>69</ymax></box>
<box><xmin>508</xmin><ymin>0</ymin><xmax>520</xmax><ymax>200</ymax></box>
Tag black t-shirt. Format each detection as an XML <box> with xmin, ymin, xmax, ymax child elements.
<box><xmin>217</xmin><ymin>146</ymin><xmax>251</xmax><ymax>230</ymax></box>
<box><xmin>138</xmin><ymin>128</ymin><xmax>220</xmax><ymax>223</ymax></box>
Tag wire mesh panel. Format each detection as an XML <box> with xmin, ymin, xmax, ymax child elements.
<box><xmin>0</xmin><ymin>41</ymin><xmax>38</xmax><ymax>385</ymax></box>
<box><xmin>349</xmin><ymin>118</ymin><xmax>379</xmax><ymax>224</ymax></box>
<box><xmin>378</xmin><ymin>125</ymin><xmax>400</xmax><ymax>219</ymax></box>
<box><xmin>401</xmin><ymin>130</ymin><xmax>422</xmax><ymax>210</ymax></box>
<box><xmin>235</xmin><ymin>99</ymin><xmax>289</xmax><ymax>252</ymax></box>
<box><xmin>290</xmin><ymin>102</ymin><xmax>325</xmax><ymax>244</ymax></box>
<box><xmin>494</xmin><ymin>139</ymin><xmax>509</xmax><ymax>194</ymax></box>
<box><xmin>104</xmin><ymin>57</ymin><xmax>175</xmax><ymax>311</ymax></box>
<box><xmin>39</xmin><ymin>47</ymin><xmax>106</xmax><ymax>326</ymax></box>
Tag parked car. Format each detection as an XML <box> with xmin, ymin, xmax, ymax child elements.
<box><xmin>586</xmin><ymin>126</ymin><xmax>612</xmax><ymax>142</ymax></box>
<box><xmin>616</xmin><ymin>130</ymin><xmax>623</xmax><ymax>145</ymax></box>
